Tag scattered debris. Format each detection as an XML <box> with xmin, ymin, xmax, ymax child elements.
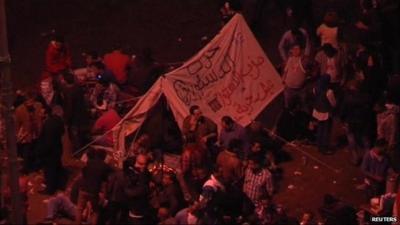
<box><xmin>333</xmin><ymin>180</ymin><xmax>337</xmax><ymax>184</ymax></box>
<box><xmin>313</xmin><ymin>165</ymin><xmax>319</xmax><ymax>170</ymax></box>
<box><xmin>294</xmin><ymin>171</ymin><xmax>302</xmax><ymax>176</ymax></box>
<box><xmin>201</xmin><ymin>36</ymin><xmax>208</xmax><ymax>41</ymax></box>
<box><xmin>353</xmin><ymin>178</ymin><xmax>357</xmax><ymax>181</ymax></box>
<box><xmin>177</xmin><ymin>37</ymin><xmax>183</xmax><ymax>42</ymax></box>
<box><xmin>288</xmin><ymin>185</ymin><xmax>295</xmax><ymax>189</ymax></box>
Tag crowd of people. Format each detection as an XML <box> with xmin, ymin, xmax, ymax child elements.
<box><xmin>0</xmin><ymin>0</ymin><xmax>399</xmax><ymax>224</ymax></box>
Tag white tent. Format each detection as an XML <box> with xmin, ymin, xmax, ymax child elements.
<box><xmin>113</xmin><ymin>14</ymin><xmax>284</xmax><ymax>156</ymax></box>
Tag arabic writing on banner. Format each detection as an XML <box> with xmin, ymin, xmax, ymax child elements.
<box><xmin>172</xmin><ymin>31</ymin><xmax>279</xmax><ymax>123</ymax></box>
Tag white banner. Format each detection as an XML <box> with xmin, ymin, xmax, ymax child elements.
<box><xmin>163</xmin><ymin>14</ymin><xmax>283</xmax><ymax>128</ymax></box>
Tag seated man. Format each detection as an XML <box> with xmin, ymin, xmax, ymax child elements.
<box><xmin>358</xmin><ymin>139</ymin><xmax>390</xmax><ymax>199</ymax></box>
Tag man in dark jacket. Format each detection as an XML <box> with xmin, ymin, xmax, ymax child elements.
<box><xmin>61</xmin><ymin>72</ymin><xmax>90</xmax><ymax>151</ymax></box>
<box><xmin>341</xmin><ymin>81</ymin><xmax>373</xmax><ymax>165</ymax></box>
<box><xmin>124</xmin><ymin>154</ymin><xmax>152</xmax><ymax>224</ymax></box>
<box><xmin>39</xmin><ymin>106</ymin><xmax>65</xmax><ymax>195</ymax></box>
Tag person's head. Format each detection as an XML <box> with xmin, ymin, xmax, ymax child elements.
<box><xmin>322</xmin><ymin>43</ymin><xmax>337</xmax><ymax>58</ymax></box>
<box><xmin>157</xmin><ymin>206</ymin><xmax>171</xmax><ymax>221</ymax></box>
<box><xmin>90</xmin><ymin>61</ymin><xmax>106</xmax><ymax>76</ymax></box>
<box><xmin>374</xmin><ymin>138</ymin><xmax>387</xmax><ymax>155</ymax></box>
<box><xmin>301</xmin><ymin>211</ymin><xmax>314</xmax><ymax>223</ymax></box>
<box><xmin>189</xmin><ymin>105</ymin><xmax>202</xmax><ymax>119</ymax></box>
<box><xmin>51</xmin><ymin>105</ymin><xmax>64</xmax><ymax>119</ymax></box>
<box><xmin>323</xmin><ymin>194</ymin><xmax>338</xmax><ymax>206</ymax></box>
<box><xmin>290</xmin><ymin>43</ymin><xmax>303</xmax><ymax>57</ymax></box>
<box><xmin>192</xmin><ymin>166</ymin><xmax>209</xmax><ymax>182</ymax></box>
<box><xmin>84</xmin><ymin>51</ymin><xmax>99</xmax><ymax>65</ymax></box>
<box><xmin>221</xmin><ymin>116</ymin><xmax>234</xmax><ymax>130</ymax></box>
<box><xmin>228</xmin><ymin>138</ymin><xmax>242</xmax><ymax>153</ymax></box>
<box><xmin>251</xmin><ymin>141</ymin><xmax>263</xmax><ymax>153</ymax></box>
<box><xmin>62</xmin><ymin>71</ymin><xmax>75</xmax><ymax>85</ymax></box>
<box><xmin>51</xmin><ymin>35</ymin><xmax>65</xmax><ymax>49</ymax></box>
<box><xmin>162</xmin><ymin>172</ymin><xmax>176</xmax><ymax>187</ymax></box>
<box><xmin>212</xmin><ymin>165</ymin><xmax>228</xmax><ymax>184</ymax></box>
<box><xmin>249</xmin><ymin>120</ymin><xmax>262</xmax><ymax>132</ymax></box>
<box><xmin>137</xmin><ymin>133</ymin><xmax>151</xmax><ymax>147</ymax></box>
<box><xmin>134</xmin><ymin>153</ymin><xmax>149</xmax><ymax>173</ymax></box>
<box><xmin>247</xmin><ymin>153</ymin><xmax>263</xmax><ymax>173</ymax></box>
<box><xmin>24</xmin><ymin>89</ymin><xmax>38</xmax><ymax>107</ymax></box>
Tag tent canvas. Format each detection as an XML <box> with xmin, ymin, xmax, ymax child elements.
<box><xmin>113</xmin><ymin>14</ymin><xmax>284</xmax><ymax>157</ymax></box>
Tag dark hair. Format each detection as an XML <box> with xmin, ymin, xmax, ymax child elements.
<box><xmin>62</xmin><ymin>71</ymin><xmax>75</xmax><ymax>84</ymax></box>
<box><xmin>291</xmin><ymin>29</ymin><xmax>306</xmax><ymax>49</ymax></box>
<box><xmin>247</xmin><ymin>152</ymin><xmax>264</xmax><ymax>165</ymax></box>
<box><xmin>322</xmin><ymin>43</ymin><xmax>337</xmax><ymax>57</ymax></box>
<box><xmin>221</xmin><ymin>116</ymin><xmax>234</xmax><ymax>125</ymax></box>
<box><xmin>375</xmin><ymin>138</ymin><xmax>388</xmax><ymax>148</ymax></box>
<box><xmin>189</xmin><ymin>105</ymin><xmax>200</xmax><ymax>115</ymax></box>
<box><xmin>52</xmin><ymin>34</ymin><xmax>65</xmax><ymax>43</ymax></box>
<box><xmin>90</xmin><ymin>61</ymin><xmax>106</xmax><ymax>70</ymax></box>
<box><xmin>323</xmin><ymin>194</ymin><xmax>338</xmax><ymax>205</ymax></box>
<box><xmin>85</xmin><ymin>51</ymin><xmax>99</xmax><ymax>59</ymax></box>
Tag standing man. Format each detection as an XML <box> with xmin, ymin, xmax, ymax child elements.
<box><xmin>15</xmin><ymin>90</ymin><xmax>45</xmax><ymax>172</ymax></box>
<box><xmin>219</xmin><ymin>116</ymin><xmax>249</xmax><ymax>158</ymax></box>
<box><xmin>182</xmin><ymin>105</ymin><xmax>218</xmax><ymax>147</ymax></box>
<box><xmin>243</xmin><ymin>153</ymin><xmax>274</xmax><ymax>205</ymax></box>
<box><xmin>282</xmin><ymin>43</ymin><xmax>311</xmax><ymax>109</ymax></box>
<box><xmin>39</xmin><ymin>106</ymin><xmax>65</xmax><ymax>195</ymax></box>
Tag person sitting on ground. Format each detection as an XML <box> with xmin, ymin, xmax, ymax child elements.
<box><xmin>358</xmin><ymin>139</ymin><xmax>390</xmax><ymax>199</ymax></box>
<box><xmin>318</xmin><ymin>194</ymin><xmax>358</xmax><ymax>225</ymax></box>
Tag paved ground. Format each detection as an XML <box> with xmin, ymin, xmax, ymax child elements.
<box><xmin>4</xmin><ymin>0</ymin><xmax>369</xmax><ymax>224</ymax></box>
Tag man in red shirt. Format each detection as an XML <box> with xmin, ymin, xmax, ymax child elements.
<box><xmin>45</xmin><ymin>35</ymin><xmax>72</xmax><ymax>76</ymax></box>
<box><xmin>103</xmin><ymin>46</ymin><xmax>131</xmax><ymax>85</ymax></box>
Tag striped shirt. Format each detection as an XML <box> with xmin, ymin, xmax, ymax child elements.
<box><xmin>243</xmin><ymin>167</ymin><xmax>274</xmax><ymax>204</ymax></box>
